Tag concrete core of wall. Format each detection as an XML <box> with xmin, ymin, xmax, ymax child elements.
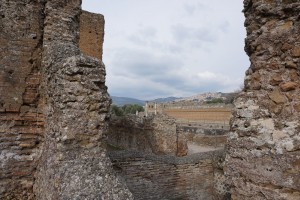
<box><xmin>225</xmin><ymin>1</ymin><xmax>300</xmax><ymax>199</ymax></box>
<box><xmin>0</xmin><ymin>1</ymin><xmax>132</xmax><ymax>199</ymax></box>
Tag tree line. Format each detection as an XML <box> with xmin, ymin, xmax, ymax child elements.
<box><xmin>110</xmin><ymin>104</ymin><xmax>144</xmax><ymax>116</ymax></box>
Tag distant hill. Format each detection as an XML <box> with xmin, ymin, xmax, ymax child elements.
<box><xmin>178</xmin><ymin>92</ymin><xmax>223</xmax><ymax>102</ymax></box>
<box><xmin>149</xmin><ymin>97</ymin><xmax>181</xmax><ymax>103</ymax></box>
<box><xmin>174</xmin><ymin>92</ymin><xmax>238</xmax><ymax>103</ymax></box>
<box><xmin>111</xmin><ymin>96</ymin><xmax>145</xmax><ymax>106</ymax></box>
<box><xmin>111</xmin><ymin>92</ymin><xmax>238</xmax><ymax>106</ymax></box>
<box><xmin>111</xmin><ymin>96</ymin><xmax>181</xmax><ymax>106</ymax></box>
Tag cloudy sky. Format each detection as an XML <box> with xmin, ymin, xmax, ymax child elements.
<box><xmin>82</xmin><ymin>0</ymin><xmax>249</xmax><ymax>100</ymax></box>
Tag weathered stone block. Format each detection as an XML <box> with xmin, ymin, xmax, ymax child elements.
<box><xmin>291</xmin><ymin>46</ymin><xmax>300</xmax><ymax>57</ymax></box>
<box><xmin>280</xmin><ymin>82</ymin><xmax>298</xmax><ymax>92</ymax></box>
<box><xmin>269</xmin><ymin>89</ymin><xmax>286</xmax><ymax>104</ymax></box>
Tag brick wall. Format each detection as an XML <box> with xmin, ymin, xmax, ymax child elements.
<box><xmin>107</xmin><ymin>115</ymin><xmax>182</xmax><ymax>156</ymax></box>
<box><xmin>178</xmin><ymin>125</ymin><xmax>228</xmax><ymax>148</ymax></box>
<box><xmin>109</xmin><ymin>150</ymin><xmax>229</xmax><ymax>200</ymax></box>
<box><xmin>108</xmin><ymin>115</ymin><xmax>229</xmax><ymax>156</ymax></box>
<box><xmin>0</xmin><ymin>1</ymin><xmax>45</xmax><ymax>199</ymax></box>
<box><xmin>79</xmin><ymin>11</ymin><xmax>105</xmax><ymax>60</ymax></box>
<box><xmin>164</xmin><ymin>108</ymin><xmax>232</xmax><ymax>123</ymax></box>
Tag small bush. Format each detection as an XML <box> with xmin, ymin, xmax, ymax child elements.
<box><xmin>205</xmin><ymin>98</ymin><xmax>224</xmax><ymax>104</ymax></box>
<box><xmin>110</xmin><ymin>104</ymin><xmax>144</xmax><ymax>116</ymax></box>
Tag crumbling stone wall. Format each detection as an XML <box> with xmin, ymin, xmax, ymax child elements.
<box><xmin>34</xmin><ymin>1</ymin><xmax>132</xmax><ymax>199</ymax></box>
<box><xmin>0</xmin><ymin>0</ymin><xmax>132</xmax><ymax>199</ymax></box>
<box><xmin>0</xmin><ymin>1</ymin><xmax>45</xmax><ymax>199</ymax></box>
<box><xmin>108</xmin><ymin>115</ymin><xmax>229</xmax><ymax>156</ymax></box>
<box><xmin>108</xmin><ymin>114</ymin><xmax>188</xmax><ymax>156</ymax></box>
<box><xmin>225</xmin><ymin>1</ymin><xmax>300</xmax><ymax>199</ymax></box>
<box><xmin>178</xmin><ymin>124</ymin><xmax>228</xmax><ymax>154</ymax></box>
<box><xmin>109</xmin><ymin>150</ymin><xmax>228</xmax><ymax>200</ymax></box>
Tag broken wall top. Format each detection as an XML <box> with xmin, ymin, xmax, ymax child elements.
<box><xmin>79</xmin><ymin>10</ymin><xmax>105</xmax><ymax>60</ymax></box>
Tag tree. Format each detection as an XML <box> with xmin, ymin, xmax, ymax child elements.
<box><xmin>110</xmin><ymin>105</ymin><xmax>124</xmax><ymax>116</ymax></box>
<box><xmin>205</xmin><ymin>98</ymin><xmax>224</xmax><ymax>104</ymax></box>
<box><xmin>110</xmin><ymin>104</ymin><xmax>144</xmax><ymax>116</ymax></box>
<box><xmin>122</xmin><ymin>104</ymin><xmax>144</xmax><ymax>115</ymax></box>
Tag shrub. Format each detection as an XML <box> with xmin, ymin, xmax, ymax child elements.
<box><xmin>110</xmin><ymin>104</ymin><xmax>144</xmax><ymax>116</ymax></box>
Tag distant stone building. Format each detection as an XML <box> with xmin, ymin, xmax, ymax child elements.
<box><xmin>145</xmin><ymin>101</ymin><xmax>232</xmax><ymax>124</ymax></box>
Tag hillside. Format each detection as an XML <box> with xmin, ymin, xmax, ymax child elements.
<box><xmin>150</xmin><ymin>97</ymin><xmax>181</xmax><ymax>103</ymax></box>
<box><xmin>111</xmin><ymin>96</ymin><xmax>145</xmax><ymax>106</ymax></box>
<box><xmin>111</xmin><ymin>92</ymin><xmax>238</xmax><ymax>106</ymax></box>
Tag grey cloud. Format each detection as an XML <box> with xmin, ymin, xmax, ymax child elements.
<box><xmin>110</xmin><ymin>49</ymin><xmax>182</xmax><ymax>78</ymax></box>
<box><xmin>128</xmin><ymin>26</ymin><xmax>157</xmax><ymax>46</ymax></box>
<box><xmin>128</xmin><ymin>31</ymin><xmax>183</xmax><ymax>55</ymax></box>
<box><xmin>171</xmin><ymin>24</ymin><xmax>216</xmax><ymax>45</ymax></box>
<box><xmin>107</xmin><ymin>74</ymin><xmax>180</xmax><ymax>100</ymax></box>
<box><xmin>128</xmin><ymin>35</ymin><xmax>147</xmax><ymax>46</ymax></box>
<box><xmin>194</xmin><ymin>29</ymin><xmax>216</xmax><ymax>43</ymax></box>
<box><xmin>90</xmin><ymin>0</ymin><xmax>249</xmax><ymax>99</ymax></box>
<box><xmin>219</xmin><ymin>21</ymin><xmax>230</xmax><ymax>33</ymax></box>
<box><xmin>107</xmin><ymin>47</ymin><xmax>241</xmax><ymax>99</ymax></box>
<box><xmin>184</xmin><ymin>4</ymin><xmax>196</xmax><ymax>15</ymax></box>
<box><xmin>139</xmin><ymin>27</ymin><xmax>157</xmax><ymax>38</ymax></box>
<box><xmin>168</xmin><ymin>44</ymin><xmax>182</xmax><ymax>53</ymax></box>
<box><xmin>184</xmin><ymin>2</ymin><xmax>206</xmax><ymax>16</ymax></box>
<box><xmin>151</xmin><ymin>73</ymin><xmax>185</xmax><ymax>87</ymax></box>
<box><xmin>108</xmin><ymin>73</ymin><xmax>237</xmax><ymax>100</ymax></box>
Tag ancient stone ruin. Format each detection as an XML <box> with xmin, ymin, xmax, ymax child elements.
<box><xmin>225</xmin><ymin>1</ymin><xmax>300</xmax><ymax>199</ymax></box>
<box><xmin>0</xmin><ymin>0</ymin><xmax>299</xmax><ymax>199</ymax></box>
<box><xmin>0</xmin><ymin>1</ymin><xmax>132</xmax><ymax>199</ymax></box>
<box><xmin>107</xmin><ymin>114</ymin><xmax>229</xmax><ymax>199</ymax></box>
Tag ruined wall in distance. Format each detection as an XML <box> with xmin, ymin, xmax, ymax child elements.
<box><xmin>109</xmin><ymin>150</ymin><xmax>229</xmax><ymax>200</ymax></box>
<box><xmin>178</xmin><ymin>124</ymin><xmax>228</xmax><ymax>151</ymax></box>
<box><xmin>107</xmin><ymin>115</ymin><xmax>187</xmax><ymax>156</ymax></box>
<box><xmin>225</xmin><ymin>1</ymin><xmax>300</xmax><ymax>199</ymax></box>
<box><xmin>163</xmin><ymin>108</ymin><xmax>232</xmax><ymax>123</ymax></box>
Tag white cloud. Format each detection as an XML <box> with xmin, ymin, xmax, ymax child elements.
<box><xmin>183</xmin><ymin>2</ymin><xmax>206</xmax><ymax>16</ymax></box>
<box><xmin>171</xmin><ymin>24</ymin><xmax>217</xmax><ymax>45</ymax></box>
<box><xmin>197</xmin><ymin>71</ymin><xmax>217</xmax><ymax>80</ymax></box>
<box><xmin>82</xmin><ymin>0</ymin><xmax>249</xmax><ymax>100</ymax></box>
